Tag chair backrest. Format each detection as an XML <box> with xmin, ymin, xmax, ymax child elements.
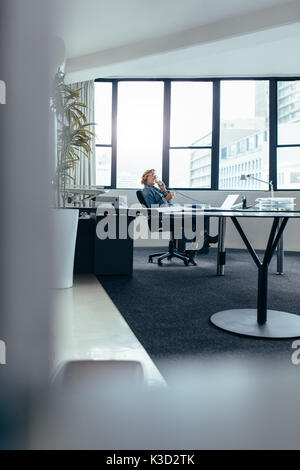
<box><xmin>136</xmin><ymin>189</ymin><xmax>166</xmax><ymax>237</ymax></box>
<box><xmin>136</xmin><ymin>190</ymin><xmax>159</xmax><ymax>232</ymax></box>
<box><xmin>136</xmin><ymin>190</ymin><xmax>148</xmax><ymax>208</ymax></box>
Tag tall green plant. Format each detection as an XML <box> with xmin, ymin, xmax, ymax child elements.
<box><xmin>53</xmin><ymin>70</ymin><xmax>96</xmax><ymax>206</ymax></box>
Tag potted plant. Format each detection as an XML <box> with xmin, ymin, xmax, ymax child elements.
<box><xmin>51</xmin><ymin>70</ymin><xmax>96</xmax><ymax>288</ymax></box>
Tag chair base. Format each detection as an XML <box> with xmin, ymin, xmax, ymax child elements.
<box><xmin>148</xmin><ymin>240</ymin><xmax>196</xmax><ymax>266</ymax></box>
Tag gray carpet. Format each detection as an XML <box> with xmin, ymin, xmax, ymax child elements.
<box><xmin>98</xmin><ymin>248</ymin><xmax>300</xmax><ymax>374</ymax></box>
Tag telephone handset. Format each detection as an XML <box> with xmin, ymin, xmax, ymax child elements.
<box><xmin>155</xmin><ymin>178</ymin><xmax>175</xmax><ymax>200</ymax></box>
<box><xmin>155</xmin><ymin>178</ymin><xmax>173</xmax><ymax>197</ymax></box>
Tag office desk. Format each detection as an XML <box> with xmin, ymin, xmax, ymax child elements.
<box><xmin>156</xmin><ymin>206</ymin><xmax>285</xmax><ymax>276</ymax></box>
<box><xmin>203</xmin><ymin>209</ymin><xmax>286</xmax><ymax>276</ymax></box>
<box><xmin>156</xmin><ymin>208</ymin><xmax>300</xmax><ymax>339</ymax></box>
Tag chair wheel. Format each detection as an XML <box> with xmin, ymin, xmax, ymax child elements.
<box><xmin>148</xmin><ymin>257</ymin><xmax>153</xmax><ymax>263</ymax></box>
<box><xmin>167</xmin><ymin>256</ymin><xmax>171</xmax><ymax>261</ymax></box>
<box><xmin>158</xmin><ymin>260</ymin><xmax>163</xmax><ymax>266</ymax></box>
<box><xmin>184</xmin><ymin>259</ymin><xmax>189</xmax><ymax>266</ymax></box>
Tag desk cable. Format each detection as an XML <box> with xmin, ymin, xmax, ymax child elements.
<box><xmin>172</xmin><ymin>190</ymin><xmax>205</xmax><ymax>204</ymax></box>
<box><xmin>172</xmin><ymin>191</ymin><xmax>250</xmax><ymax>209</ymax></box>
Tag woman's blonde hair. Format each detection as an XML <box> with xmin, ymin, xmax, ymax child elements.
<box><xmin>141</xmin><ymin>169</ymin><xmax>155</xmax><ymax>185</ymax></box>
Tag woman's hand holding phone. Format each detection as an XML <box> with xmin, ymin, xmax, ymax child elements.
<box><xmin>155</xmin><ymin>177</ymin><xmax>174</xmax><ymax>200</ymax></box>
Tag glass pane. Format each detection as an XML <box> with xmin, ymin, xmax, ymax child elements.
<box><xmin>170</xmin><ymin>82</ymin><xmax>213</xmax><ymax>147</ymax></box>
<box><xmin>277</xmin><ymin>147</ymin><xmax>300</xmax><ymax>189</ymax></box>
<box><xmin>117</xmin><ymin>81</ymin><xmax>163</xmax><ymax>188</ymax></box>
<box><xmin>219</xmin><ymin>80</ymin><xmax>269</xmax><ymax>190</ymax></box>
<box><xmin>278</xmin><ymin>81</ymin><xmax>300</xmax><ymax>145</ymax></box>
<box><xmin>94</xmin><ymin>82</ymin><xmax>112</xmax><ymax>144</ymax></box>
<box><xmin>95</xmin><ymin>147</ymin><xmax>111</xmax><ymax>186</ymax></box>
<box><xmin>169</xmin><ymin>149</ymin><xmax>211</xmax><ymax>188</ymax></box>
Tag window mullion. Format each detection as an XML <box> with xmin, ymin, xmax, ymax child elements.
<box><xmin>111</xmin><ymin>80</ymin><xmax>118</xmax><ymax>189</ymax></box>
<box><xmin>162</xmin><ymin>80</ymin><xmax>171</xmax><ymax>186</ymax></box>
<box><xmin>211</xmin><ymin>80</ymin><xmax>220</xmax><ymax>190</ymax></box>
<box><xmin>269</xmin><ymin>79</ymin><xmax>277</xmax><ymax>191</ymax></box>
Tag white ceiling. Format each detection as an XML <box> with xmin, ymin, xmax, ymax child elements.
<box><xmin>58</xmin><ymin>0</ymin><xmax>300</xmax><ymax>82</ymax></box>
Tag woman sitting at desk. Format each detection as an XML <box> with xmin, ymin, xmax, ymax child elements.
<box><xmin>141</xmin><ymin>169</ymin><xmax>174</xmax><ymax>207</ymax></box>
<box><xmin>141</xmin><ymin>169</ymin><xmax>198</xmax><ymax>261</ymax></box>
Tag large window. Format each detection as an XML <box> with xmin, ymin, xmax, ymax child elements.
<box><xmin>94</xmin><ymin>78</ymin><xmax>300</xmax><ymax>190</ymax></box>
<box><xmin>169</xmin><ymin>82</ymin><xmax>212</xmax><ymax>188</ymax></box>
<box><xmin>219</xmin><ymin>80</ymin><xmax>269</xmax><ymax>191</ymax></box>
<box><xmin>277</xmin><ymin>80</ymin><xmax>300</xmax><ymax>189</ymax></box>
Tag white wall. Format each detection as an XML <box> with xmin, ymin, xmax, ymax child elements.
<box><xmin>107</xmin><ymin>189</ymin><xmax>300</xmax><ymax>251</ymax></box>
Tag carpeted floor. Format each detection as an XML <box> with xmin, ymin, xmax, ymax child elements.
<box><xmin>98</xmin><ymin>247</ymin><xmax>300</xmax><ymax>375</ymax></box>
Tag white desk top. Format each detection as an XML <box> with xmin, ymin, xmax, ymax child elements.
<box><xmin>94</xmin><ymin>205</ymin><xmax>300</xmax><ymax>219</ymax></box>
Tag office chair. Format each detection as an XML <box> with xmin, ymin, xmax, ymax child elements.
<box><xmin>136</xmin><ymin>190</ymin><xmax>195</xmax><ymax>266</ymax></box>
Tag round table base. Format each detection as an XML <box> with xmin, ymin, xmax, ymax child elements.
<box><xmin>210</xmin><ymin>309</ymin><xmax>300</xmax><ymax>339</ymax></box>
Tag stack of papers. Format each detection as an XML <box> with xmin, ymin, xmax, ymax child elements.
<box><xmin>255</xmin><ymin>198</ymin><xmax>296</xmax><ymax>211</ymax></box>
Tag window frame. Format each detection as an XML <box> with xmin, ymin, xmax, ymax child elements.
<box><xmin>275</xmin><ymin>79</ymin><xmax>300</xmax><ymax>191</ymax></box>
<box><xmin>94</xmin><ymin>80</ymin><xmax>115</xmax><ymax>189</ymax></box>
<box><xmin>167</xmin><ymin>80</ymin><xmax>214</xmax><ymax>189</ymax></box>
<box><xmin>94</xmin><ymin>77</ymin><xmax>300</xmax><ymax>191</ymax></box>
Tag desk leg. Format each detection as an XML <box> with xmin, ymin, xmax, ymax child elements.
<box><xmin>217</xmin><ymin>216</ymin><xmax>226</xmax><ymax>276</ymax></box>
<box><xmin>276</xmin><ymin>217</ymin><xmax>284</xmax><ymax>275</ymax></box>
<box><xmin>211</xmin><ymin>216</ymin><xmax>300</xmax><ymax>339</ymax></box>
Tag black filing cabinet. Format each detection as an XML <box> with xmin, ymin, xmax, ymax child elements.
<box><xmin>74</xmin><ymin>214</ymin><xmax>96</xmax><ymax>274</ymax></box>
<box><xmin>74</xmin><ymin>209</ymin><xmax>134</xmax><ymax>276</ymax></box>
<box><xmin>94</xmin><ymin>212</ymin><xmax>134</xmax><ymax>275</ymax></box>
